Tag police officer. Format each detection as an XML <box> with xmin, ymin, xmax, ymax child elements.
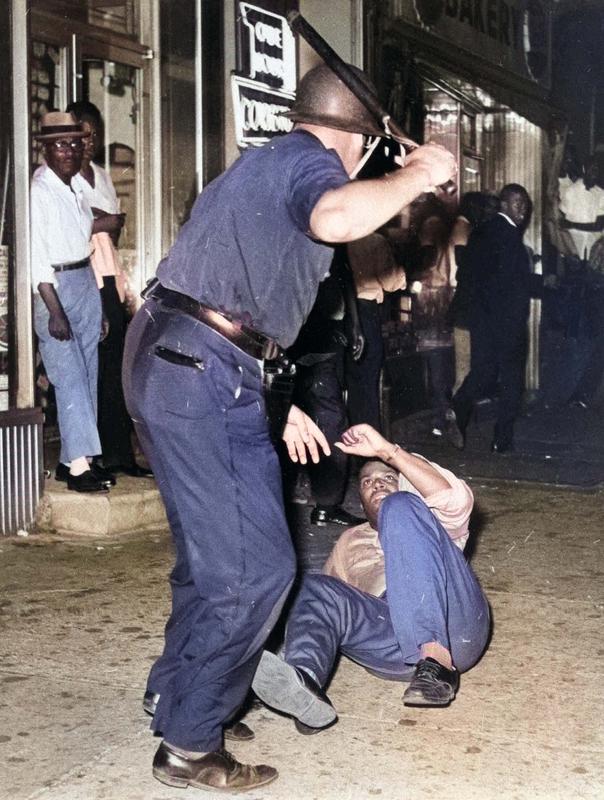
<box><xmin>123</xmin><ymin>63</ymin><xmax>456</xmax><ymax>793</ymax></box>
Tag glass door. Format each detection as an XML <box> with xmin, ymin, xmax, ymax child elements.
<box><xmin>81</xmin><ymin>56</ymin><xmax>142</xmax><ymax>311</ymax></box>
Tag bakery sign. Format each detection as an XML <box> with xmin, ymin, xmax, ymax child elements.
<box><xmin>232</xmin><ymin>2</ymin><xmax>296</xmax><ymax>148</ymax></box>
<box><xmin>391</xmin><ymin>0</ymin><xmax>551</xmax><ymax>88</ymax></box>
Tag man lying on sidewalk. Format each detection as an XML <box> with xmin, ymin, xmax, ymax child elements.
<box><xmin>253</xmin><ymin>423</ymin><xmax>490</xmax><ymax>731</ymax></box>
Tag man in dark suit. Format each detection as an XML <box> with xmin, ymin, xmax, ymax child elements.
<box><xmin>448</xmin><ymin>184</ymin><xmax>537</xmax><ymax>453</ymax></box>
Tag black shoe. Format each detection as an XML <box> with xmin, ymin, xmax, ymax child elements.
<box><xmin>90</xmin><ymin>461</ymin><xmax>116</xmax><ymax>486</ymax></box>
<box><xmin>294</xmin><ymin>718</ymin><xmax>332</xmax><ymax>735</ymax></box>
<box><xmin>491</xmin><ymin>439</ymin><xmax>514</xmax><ymax>454</ymax></box>
<box><xmin>569</xmin><ymin>397</ymin><xmax>589</xmax><ymax>410</ymax></box>
<box><xmin>116</xmin><ymin>463</ymin><xmax>154</xmax><ymax>478</ymax></box>
<box><xmin>66</xmin><ymin>469</ymin><xmax>110</xmax><ymax>493</ymax></box>
<box><xmin>153</xmin><ymin>741</ymin><xmax>277</xmax><ymax>792</ymax></box>
<box><xmin>143</xmin><ymin>691</ymin><xmax>254</xmax><ymax>741</ymax></box>
<box><xmin>252</xmin><ymin>650</ymin><xmax>337</xmax><ymax>729</ymax></box>
<box><xmin>402</xmin><ymin>658</ymin><xmax>459</xmax><ymax>707</ymax></box>
<box><xmin>310</xmin><ymin>505</ymin><xmax>365</xmax><ymax>527</ymax></box>
<box><xmin>224</xmin><ymin>721</ymin><xmax>255</xmax><ymax>741</ymax></box>
<box><xmin>54</xmin><ymin>462</ymin><xmax>70</xmax><ymax>482</ymax></box>
<box><xmin>444</xmin><ymin>409</ymin><xmax>465</xmax><ymax>450</ymax></box>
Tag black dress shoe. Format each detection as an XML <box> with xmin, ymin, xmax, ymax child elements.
<box><xmin>142</xmin><ymin>691</ymin><xmax>254</xmax><ymax>741</ymax></box>
<box><xmin>116</xmin><ymin>463</ymin><xmax>154</xmax><ymax>478</ymax></box>
<box><xmin>252</xmin><ymin>650</ymin><xmax>337</xmax><ymax>729</ymax></box>
<box><xmin>153</xmin><ymin>741</ymin><xmax>277</xmax><ymax>791</ymax></box>
<box><xmin>225</xmin><ymin>721</ymin><xmax>255</xmax><ymax>741</ymax></box>
<box><xmin>310</xmin><ymin>505</ymin><xmax>365</xmax><ymax>527</ymax></box>
<box><xmin>90</xmin><ymin>461</ymin><xmax>116</xmax><ymax>486</ymax></box>
<box><xmin>54</xmin><ymin>462</ymin><xmax>70</xmax><ymax>482</ymax></box>
<box><xmin>402</xmin><ymin>658</ymin><xmax>459</xmax><ymax>707</ymax></box>
<box><xmin>294</xmin><ymin>718</ymin><xmax>335</xmax><ymax>735</ymax></box>
<box><xmin>445</xmin><ymin>409</ymin><xmax>465</xmax><ymax>450</ymax></box>
<box><xmin>66</xmin><ymin>469</ymin><xmax>110</xmax><ymax>493</ymax></box>
<box><xmin>491</xmin><ymin>439</ymin><xmax>514</xmax><ymax>454</ymax></box>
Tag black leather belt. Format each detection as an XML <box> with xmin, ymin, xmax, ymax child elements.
<box><xmin>52</xmin><ymin>256</ymin><xmax>91</xmax><ymax>272</ymax></box>
<box><xmin>143</xmin><ymin>280</ymin><xmax>282</xmax><ymax>361</ymax></box>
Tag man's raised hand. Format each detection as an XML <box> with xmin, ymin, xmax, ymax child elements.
<box><xmin>335</xmin><ymin>424</ymin><xmax>392</xmax><ymax>459</ymax></box>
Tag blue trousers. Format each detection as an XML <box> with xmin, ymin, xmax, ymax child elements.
<box><xmin>34</xmin><ymin>268</ymin><xmax>102</xmax><ymax>463</ymax></box>
<box><xmin>122</xmin><ymin>299</ymin><xmax>296</xmax><ymax>751</ymax></box>
<box><xmin>284</xmin><ymin>492</ymin><xmax>490</xmax><ymax>684</ymax></box>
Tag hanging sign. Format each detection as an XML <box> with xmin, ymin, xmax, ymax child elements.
<box><xmin>232</xmin><ymin>2</ymin><xmax>296</xmax><ymax>148</ymax></box>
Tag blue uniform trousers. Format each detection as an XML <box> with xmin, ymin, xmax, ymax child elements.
<box><xmin>122</xmin><ymin>299</ymin><xmax>296</xmax><ymax>751</ymax></box>
<box><xmin>284</xmin><ymin>492</ymin><xmax>489</xmax><ymax>684</ymax></box>
<box><xmin>34</xmin><ymin>267</ymin><xmax>102</xmax><ymax>463</ymax></box>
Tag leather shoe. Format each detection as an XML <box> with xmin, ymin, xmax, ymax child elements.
<box><xmin>252</xmin><ymin>650</ymin><xmax>336</xmax><ymax>729</ymax></box>
<box><xmin>54</xmin><ymin>462</ymin><xmax>70</xmax><ymax>482</ymax></box>
<box><xmin>310</xmin><ymin>505</ymin><xmax>365</xmax><ymax>527</ymax></box>
<box><xmin>491</xmin><ymin>439</ymin><xmax>514</xmax><ymax>454</ymax></box>
<box><xmin>294</xmin><ymin>718</ymin><xmax>333</xmax><ymax>735</ymax></box>
<box><xmin>116</xmin><ymin>463</ymin><xmax>154</xmax><ymax>478</ymax></box>
<box><xmin>153</xmin><ymin>741</ymin><xmax>277</xmax><ymax>791</ymax></box>
<box><xmin>444</xmin><ymin>409</ymin><xmax>465</xmax><ymax>450</ymax></box>
<box><xmin>67</xmin><ymin>469</ymin><xmax>109</xmax><ymax>493</ymax></box>
<box><xmin>142</xmin><ymin>691</ymin><xmax>254</xmax><ymax>741</ymax></box>
<box><xmin>402</xmin><ymin>657</ymin><xmax>459</xmax><ymax>706</ymax></box>
<box><xmin>90</xmin><ymin>461</ymin><xmax>116</xmax><ymax>486</ymax></box>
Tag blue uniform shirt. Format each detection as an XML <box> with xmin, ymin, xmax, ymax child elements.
<box><xmin>157</xmin><ymin>130</ymin><xmax>350</xmax><ymax>348</ymax></box>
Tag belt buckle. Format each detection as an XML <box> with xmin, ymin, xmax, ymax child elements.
<box><xmin>141</xmin><ymin>277</ymin><xmax>160</xmax><ymax>300</ymax></box>
<box><xmin>263</xmin><ymin>340</ymin><xmax>281</xmax><ymax>361</ymax></box>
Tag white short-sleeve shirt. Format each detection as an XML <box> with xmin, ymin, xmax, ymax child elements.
<box><xmin>30</xmin><ymin>164</ymin><xmax>93</xmax><ymax>290</ymax></box>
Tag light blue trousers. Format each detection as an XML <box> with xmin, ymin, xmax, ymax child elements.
<box><xmin>34</xmin><ymin>267</ymin><xmax>102</xmax><ymax>463</ymax></box>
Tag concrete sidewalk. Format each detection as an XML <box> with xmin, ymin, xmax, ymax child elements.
<box><xmin>1</xmin><ymin>479</ymin><xmax>603</xmax><ymax>800</ymax></box>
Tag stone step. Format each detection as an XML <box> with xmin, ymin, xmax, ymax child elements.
<box><xmin>35</xmin><ymin>474</ymin><xmax>167</xmax><ymax>537</ymax></box>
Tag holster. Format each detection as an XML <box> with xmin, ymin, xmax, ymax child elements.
<box><xmin>263</xmin><ymin>356</ymin><xmax>297</xmax><ymax>445</ymax></box>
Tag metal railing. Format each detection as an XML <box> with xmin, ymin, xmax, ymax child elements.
<box><xmin>0</xmin><ymin>408</ymin><xmax>44</xmax><ymax>536</ymax></box>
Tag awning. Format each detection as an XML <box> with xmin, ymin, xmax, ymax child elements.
<box><xmin>384</xmin><ymin>19</ymin><xmax>565</xmax><ymax>132</ymax></box>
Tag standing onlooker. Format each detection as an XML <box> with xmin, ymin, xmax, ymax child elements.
<box><xmin>31</xmin><ymin>112</ymin><xmax>109</xmax><ymax>492</ymax></box>
<box><xmin>449</xmin><ymin>184</ymin><xmax>539</xmax><ymax>453</ymax></box>
<box><xmin>406</xmin><ymin>200</ymin><xmax>455</xmax><ymax>435</ymax></box>
<box><xmin>287</xmin><ymin>250</ymin><xmax>364</xmax><ymax>527</ymax></box>
<box><xmin>346</xmin><ymin>231</ymin><xmax>406</xmax><ymax>431</ymax></box>
<box><xmin>559</xmin><ymin>156</ymin><xmax>604</xmax><ymax>263</ymax></box>
<box><xmin>449</xmin><ymin>192</ymin><xmax>500</xmax><ymax>393</ymax></box>
<box><xmin>68</xmin><ymin>101</ymin><xmax>152</xmax><ymax>478</ymax></box>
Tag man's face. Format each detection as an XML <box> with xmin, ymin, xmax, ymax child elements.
<box><xmin>44</xmin><ymin>136</ymin><xmax>84</xmax><ymax>184</ymax></box>
<box><xmin>81</xmin><ymin>119</ymin><xmax>99</xmax><ymax>164</ymax></box>
<box><xmin>502</xmin><ymin>191</ymin><xmax>529</xmax><ymax>228</ymax></box>
<box><xmin>359</xmin><ymin>460</ymin><xmax>399</xmax><ymax>529</ymax></box>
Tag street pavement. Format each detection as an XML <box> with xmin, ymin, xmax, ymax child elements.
<box><xmin>1</xmin><ymin>411</ymin><xmax>604</xmax><ymax>799</ymax></box>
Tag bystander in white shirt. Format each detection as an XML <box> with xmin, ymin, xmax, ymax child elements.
<box><xmin>30</xmin><ymin>164</ymin><xmax>93</xmax><ymax>290</ymax></box>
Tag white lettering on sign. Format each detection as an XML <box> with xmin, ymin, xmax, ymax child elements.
<box><xmin>239</xmin><ymin>2</ymin><xmax>296</xmax><ymax>93</ymax></box>
<box><xmin>251</xmin><ymin>50</ymin><xmax>284</xmax><ymax>81</ymax></box>
<box><xmin>255</xmin><ymin>21</ymin><xmax>282</xmax><ymax>48</ymax></box>
<box><xmin>240</xmin><ymin>97</ymin><xmax>293</xmax><ymax>133</ymax></box>
<box><xmin>231</xmin><ymin>75</ymin><xmax>295</xmax><ymax>148</ymax></box>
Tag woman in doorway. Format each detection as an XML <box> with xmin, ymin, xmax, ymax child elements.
<box><xmin>67</xmin><ymin>100</ymin><xmax>152</xmax><ymax>479</ymax></box>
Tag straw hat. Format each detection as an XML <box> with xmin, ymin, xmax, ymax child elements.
<box><xmin>34</xmin><ymin>111</ymin><xmax>87</xmax><ymax>141</ymax></box>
